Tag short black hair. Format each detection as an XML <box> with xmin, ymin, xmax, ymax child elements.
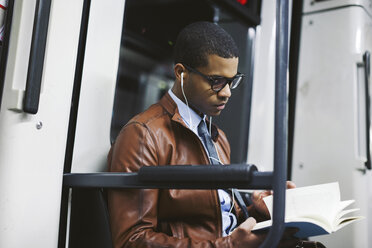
<box><xmin>173</xmin><ymin>22</ymin><xmax>239</xmax><ymax>68</ymax></box>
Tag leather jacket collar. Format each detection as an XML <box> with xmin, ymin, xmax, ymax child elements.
<box><xmin>159</xmin><ymin>92</ymin><xmax>220</xmax><ymax>142</ymax></box>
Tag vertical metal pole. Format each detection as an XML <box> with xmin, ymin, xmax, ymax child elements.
<box><xmin>260</xmin><ymin>0</ymin><xmax>289</xmax><ymax>247</ymax></box>
<box><xmin>58</xmin><ymin>0</ymin><xmax>92</xmax><ymax>247</ymax></box>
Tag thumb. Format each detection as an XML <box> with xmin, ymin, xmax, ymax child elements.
<box><xmin>239</xmin><ymin>217</ymin><xmax>257</xmax><ymax>231</ymax></box>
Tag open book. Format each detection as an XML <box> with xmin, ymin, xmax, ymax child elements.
<box><xmin>252</xmin><ymin>182</ymin><xmax>363</xmax><ymax>238</ymax></box>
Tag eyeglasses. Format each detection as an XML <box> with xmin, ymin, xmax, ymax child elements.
<box><xmin>183</xmin><ymin>64</ymin><xmax>244</xmax><ymax>92</ymax></box>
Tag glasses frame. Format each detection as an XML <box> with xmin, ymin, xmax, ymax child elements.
<box><xmin>183</xmin><ymin>64</ymin><xmax>245</xmax><ymax>92</ymax></box>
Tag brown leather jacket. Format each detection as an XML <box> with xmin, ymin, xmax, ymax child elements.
<box><xmin>107</xmin><ymin>93</ymin><xmax>247</xmax><ymax>247</ymax></box>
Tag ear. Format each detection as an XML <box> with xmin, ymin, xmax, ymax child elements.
<box><xmin>174</xmin><ymin>63</ymin><xmax>187</xmax><ymax>82</ymax></box>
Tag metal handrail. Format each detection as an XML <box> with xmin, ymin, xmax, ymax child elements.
<box><xmin>63</xmin><ymin>164</ymin><xmax>274</xmax><ymax>190</ymax></box>
<box><xmin>23</xmin><ymin>0</ymin><xmax>52</xmax><ymax>114</ymax></box>
<box><xmin>259</xmin><ymin>0</ymin><xmax>289</xmax><ymax>247</ymax></box>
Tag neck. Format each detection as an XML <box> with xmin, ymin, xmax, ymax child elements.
<box><xmin>171</xmin><ymin>83</ymin><xmax>204</xmax><ymax>117</ymax></box>
<box><xmin>171</xmin><ymin>82</ymin><xmax>185</xmax><ymax>102</ymax></box>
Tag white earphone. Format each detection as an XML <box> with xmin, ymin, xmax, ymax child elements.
<box><xmin>181</xmin><ymin>72</ymin><xmax>184</xmax><ymax>87</ymax></box>
<box><xmin>180</xmin><ymin>71</ymin><xmax>193</xmax><ymax>127</ymax></box>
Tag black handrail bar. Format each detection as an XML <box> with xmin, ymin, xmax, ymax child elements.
<box><xmin>63</xmin><ymin>164</ymin><xmax>274</xmax><ymax>190</ymax></box>
<box><xmin>363</xmin><ymin>51</ymin><xmax>371</xmax><ymax>170</ymax></box>
<box><xmin>260</xmin><ymin>0</ymin><xmax>289</xmax><ymax>247</ymax></box>
<box><xmin>23</xmin><ymin>0</ymin><xmax>52</xmax><ymax>114</ymax></box>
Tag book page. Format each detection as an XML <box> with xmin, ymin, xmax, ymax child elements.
<box><xmin>335</xmin><ymin>216</ymin><xmax>364</xmax><ymax>231</ymax></box>
<box><xmin>336</xmin><ymin>200</ymin><xmax>354</xmax><ymax>213</ymax></box>
<box><xmin>263</xmin><ymin>182</ymin><xmax>341</xmax><ymax>227</ymax></box>
<box><xmin>254</xmin><ymin>182</ymin><xmax>363</xmax><ymax>237</ymax></box>
<box><xmin>333</xmin><ymin>205</ymin><xmax>358</xmax><ymax>228</ymax></box>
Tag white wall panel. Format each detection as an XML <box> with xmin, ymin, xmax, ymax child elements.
<box><xmin>303</xmin><ymin>0</ymin><xmax>372</xmax><ymax>13</ymax></box>
<box><xmin>292</xmin><ymin>6</ymin><xmax>372</xmax><ymax>247</ymax></box>
<box><xmin>0</xmin><ymin>0</ymin><xmax>83</xmax><ymax>247</ymax></box>
<box><xmin>70</xmin><ymin>0</ymin><xmax>125</xmax><ymax>173</ymax></box>
<box><xmin>247</xmin><ymin>1</ymin><xmax>277</xmax><ymax>171</ymax></box>
<box><xmin>247</xmin><ymin>0</ymin><xmax>292</xmax><ymax>171</ymax></box>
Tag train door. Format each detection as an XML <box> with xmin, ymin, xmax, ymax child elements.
<box><xmin>292</xmin><ymin>0</ymin><xmax>372</xmax><ymax>247</ymax></box>
<box><xmin>0</xmin><ymin>0</ymin><xmax>85</xmax><ymax>247</ymax></box>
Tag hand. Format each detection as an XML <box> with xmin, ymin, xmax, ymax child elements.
<box><xmin>230</xmin><ymin>217</ymin><xmax>300</xmax><ymax>248</ymax></box>
<box><xmin>229</xmin><ymin>217</ymin><xmax>267</xmax><ymax>247</ymax></box>
<box><xmin>251</xmin><ymin>181</ymin><xmax>296</xmax><ymax>219</ymax></box>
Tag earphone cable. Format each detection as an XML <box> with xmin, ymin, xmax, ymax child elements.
<box><xmin>181</xmin><ymin>72</ymin><xmax>193</xmax><ymax>128</ymax></box>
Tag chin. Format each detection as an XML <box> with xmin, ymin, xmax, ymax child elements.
<box><xmin>208</xmin><ymin>111</ymin><xmax>222</xmax><ymax>117</ymax></box>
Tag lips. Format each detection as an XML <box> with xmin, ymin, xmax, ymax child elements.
<box><xmin>217</xmin><ymin>105</ymin><xmax>225</xmax><ymax>110</ymax></box>
<box><xmin>216</xmin><ymin>103</ymin><xmax>226</xmax><ymax>110</ymax></box>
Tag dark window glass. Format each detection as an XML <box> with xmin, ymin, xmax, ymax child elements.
<box><xmin>111</xmin><ymin>0</ymin><xmax>260</xmax><ymax>163</ymax></box>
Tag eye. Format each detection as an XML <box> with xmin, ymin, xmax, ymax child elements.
<box><xmin>213</xmin><ymin>77</ymin><xmax>228</xmax><ymax>85</ymax></box>
<box><xmin>211</xmin><ymin>78</ymin><xmax>228</xmax><ymax>90</ymax></box>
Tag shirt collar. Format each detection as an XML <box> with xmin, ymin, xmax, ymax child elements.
<box><xmin>168</xmin><ymin>89</ymin><xmax>205</xmax><ymax>134</ymax></box>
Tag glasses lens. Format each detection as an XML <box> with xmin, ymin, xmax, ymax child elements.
<box><xmin>211</xmin><ymin>75</ymin><xmax>243</xmax><ymax>92</ymax></box>
<box><xmin>211</xmin><ymin>77</ymin><xmax>228</xmax><ymax>91</ymax></box>
<box><xmin>230</xmin><ymin>76</ymin><xmax>243</xmax><ymax>89</ymax></box>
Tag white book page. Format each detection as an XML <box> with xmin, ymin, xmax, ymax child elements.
<box><xmin>263</xmin><ymin>182</ymin><xmax>340</xmax><ymax>226</ymax></box>
<box><xmin>331</xmin><ymin>208</ymin><xmax>359</xmax><ymax>229</ymax></box>
<box><xmin>335</xmin><ymin>207</ymin><xmax>359</xmax><ymax>221</ymax></box>
<box><xmin>252</xmin><ymin>219</ymin><xmax>271</xmax><ymax>230</ymax></box>
<box><xmin>335</xmin><ymin>216</ymin><xmax>365</xmax><ymax>231</ymax></box>
<box><xmin>336</xmin><ymin>200</ymin><xmax>355</xmax><ymax>213</ymax></box>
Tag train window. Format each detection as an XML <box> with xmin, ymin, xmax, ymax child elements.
<box><xmin>111</xmin><ymin>0</ymin><xmax>261</xmax><ymax>163</ymax></box>
<box><xmin>0</xmin><ymin>0</ymin><xmax>13</xmax><ymax>111</ymax></box>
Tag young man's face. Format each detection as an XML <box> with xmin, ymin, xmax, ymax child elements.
<box><xmin>185</xmin><ymin>54</ymin><xmax>239</xmax><ymax>116</ymax></box>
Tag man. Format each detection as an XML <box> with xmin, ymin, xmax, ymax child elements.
<box><xmin>107</xmin><ymin>22</ymin><xmax>300</xmax><ymax>247</ymax></box>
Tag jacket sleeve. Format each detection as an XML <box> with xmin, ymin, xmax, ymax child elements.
<box><xmin>107</xmin><ymin>122</ymin><xmax>238</xmax><ymax>248</ymax></box>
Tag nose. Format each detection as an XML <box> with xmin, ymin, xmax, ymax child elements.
<box><xmin>218</xmin><ymin>83</ymin><xmax>231</xmax><ymax>99</ymax></box>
